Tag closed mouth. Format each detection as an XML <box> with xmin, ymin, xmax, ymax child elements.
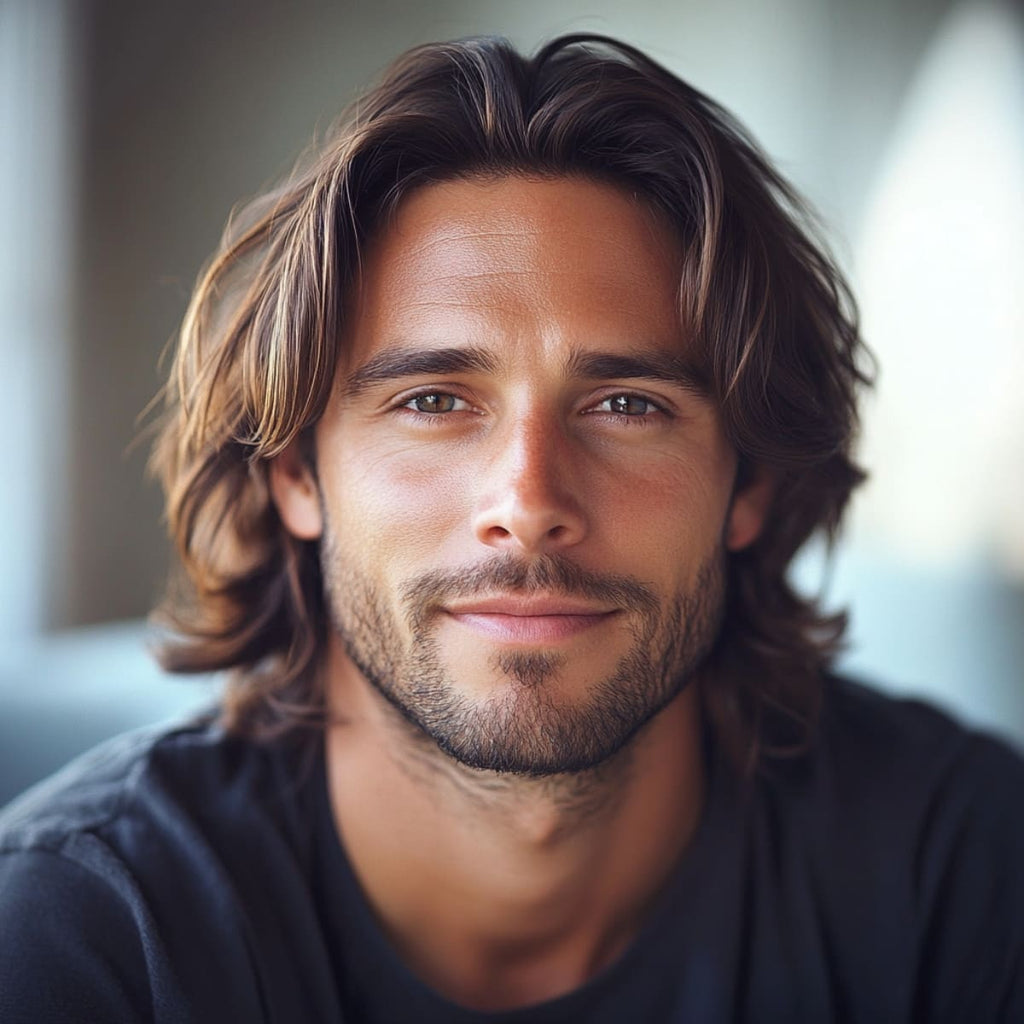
<box><xmin>443</xmin><ymin>596</ymin><xmax>619</xmax><ymax>644</ymax></box>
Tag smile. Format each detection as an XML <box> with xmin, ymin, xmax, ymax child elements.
<box><xmin>444</xmin><ymin>597</ymin><xmax>618</xmax><ymax>644</ymax></box>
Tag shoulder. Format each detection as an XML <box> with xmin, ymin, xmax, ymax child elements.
<box><xmin>810</xmin><ymin>677</ymin><xmax>1024</xmax><ymax>902</ymax></box>
<box><xmin>0</xmin><ymin>846</ymin><xmax>153</xmax><ymax>1022</ymax></box>
<box><xmin>0</xmin><ymin>717</ymin><xmax>314</xmax><ymax>889</ymax></box>
<box><xmin>778</xmin><ymin>675</ymin><xmax>1024</xmax><ymax>868</ymax></box>
<box><xmin>1</xmin><ymin>724</ymin><xmax>176</xmax><ymax>849</ymax></box>
<box><xmin>0</xmin><ymin>725</ymin><xmax>209</xmax><ymax>1022</ymax></box>
<box><xmin>813</xmin><ymin>676</ymin><xmax>1024</xmax><ymax>815</ymax></box>
<box><xmin>0</xmin><ymin>720</ymin><xmax>318</xmax><ymax>1020</ymax></box>
<box><xmin>771</xmin><ymin>677</ymin><xmax>1024</xmax><ymax>1018</ymax></box>
<box><xmin>0</xmin><ymin>719</ymin><xmax>264</xmax><ymax>852</ymax></box>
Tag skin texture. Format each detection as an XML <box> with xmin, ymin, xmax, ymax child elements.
<box><xmin>270</xmin><ymin>176</ymin><xmax>771</xmax><ymax>1010</ymax></box>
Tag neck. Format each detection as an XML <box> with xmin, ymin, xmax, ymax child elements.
<box><xmin>322</xmin><ymin>639</ymin><xmax>706</xmax><ymax>1011</ymax></box>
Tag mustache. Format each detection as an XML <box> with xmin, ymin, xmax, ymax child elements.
<box><xmin>400</xmin><ymin>553</ymin><xmax>660</xmax><ymax>618</ymax></box>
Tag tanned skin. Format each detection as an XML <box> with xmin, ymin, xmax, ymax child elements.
<box><xmin>270</xmin><ymin>177</ymin><xmax>771</xmax><ymax>1011</ymax></box>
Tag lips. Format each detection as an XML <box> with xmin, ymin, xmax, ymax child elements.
<box><xmin>443</xmin><ymin>595</ymin><xmax>618</xmax><ymax>644</ymax></box>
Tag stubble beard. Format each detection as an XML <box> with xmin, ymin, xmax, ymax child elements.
<box><xmin>320</xmin><ymin>534</ymin><xmax>725</xmax><ymax>778</ymax></box>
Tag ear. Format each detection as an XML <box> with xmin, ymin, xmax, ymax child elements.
<box><xmin>725</xmin><ymin>464</ymin><xmax>775</xmax><ymax>552</ymax></box>
<box><xmin>268</xmin><ymin>441</ymin><xmax>323</xmax><ymax>540</ymax></box>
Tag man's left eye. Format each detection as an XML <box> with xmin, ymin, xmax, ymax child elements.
<box><xmin>599</xmin><ymin>394</ymin><xmax>658</xmax><ymax>416</ymax></box>
<box><xmin>405</xmin><ymin>393</ymin><xmax>463</xmax><ymax>414</ymax></box>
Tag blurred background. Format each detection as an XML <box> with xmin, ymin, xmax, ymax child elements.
<box><xmin>1</xmin><ymin>0</ymin><xmax>1022</xmax><ymax>803</ymax></box>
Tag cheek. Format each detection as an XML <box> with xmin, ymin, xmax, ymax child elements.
<box><xmin>329</xmin><ymin>443</ymin><xmax>473</xmax><ymax>566</ymax></box>
<box><xmin>594</xmin><ymin>449</ymin><xmax>732</xmax><ymax>560</ymax></box>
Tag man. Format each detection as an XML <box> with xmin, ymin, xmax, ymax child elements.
<box><xmin>1</xmin><ymin>34</ymin><xmax>1021</xmax><ymax>1022</ymax></box>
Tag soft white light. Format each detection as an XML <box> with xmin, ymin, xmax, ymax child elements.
<box><xmin>853</xmin><ymin>0</ymin><xmax>1024</xmax><ymax>577</ymax></box>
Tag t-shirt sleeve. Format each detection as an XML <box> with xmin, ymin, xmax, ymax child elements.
<box><xmin>913</xmin><ymin>735</ymin><xmax>1024</xmax><ymax>1022</ymax></box>
<box><xmin>0</xmin><ymin>848</ymin><xmax>152</xmax><ymax>1023</ymax></box>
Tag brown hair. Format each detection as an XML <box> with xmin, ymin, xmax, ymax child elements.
<box><xmin>150</xmin><ymin>34</ymin><xmax>871</xmax><ymax>770</ymax></box>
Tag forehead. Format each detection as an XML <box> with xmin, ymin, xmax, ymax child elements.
<box><xmin>343</xmin><ymin>175</ymin><xmax>687</xmax><ymax>371</ymax></box>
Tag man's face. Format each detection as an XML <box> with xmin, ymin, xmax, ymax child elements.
<box><xmin>272</xmin><ymin>176</ymin><xmax>768</xmax><ymax>775</ymax></box>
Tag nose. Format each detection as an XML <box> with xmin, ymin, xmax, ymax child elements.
<box><xmin>472</xmin><ymin>412</ymin><xmax>589</xmax><ymax>555</ymax></box>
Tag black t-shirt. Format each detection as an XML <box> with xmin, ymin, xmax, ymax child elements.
<box><xmin>1</xmin><ymin>678</ymin><xmax>1022</xmax><ymax>1022</ymax></box>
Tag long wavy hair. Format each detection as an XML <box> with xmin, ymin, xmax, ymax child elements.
<box><xmin>150</xmin><ymin>34</ymin><xmax>871</xmax><ymax>772</ymax></box>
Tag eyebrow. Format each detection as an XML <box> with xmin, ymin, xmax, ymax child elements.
<box><xmin>564</xmin><ymin>349</ymin><xmax>709</xmax><ymax>395</ymax></box>
<box><xmin>343</xmin><ymin>346</ymin><xmax>500</xmax><ymax>397</ymax></box>
<box><xmin>341</xmin><ymin>344</ymin><xmax>709</xmax><ymax>397</ymax></box>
